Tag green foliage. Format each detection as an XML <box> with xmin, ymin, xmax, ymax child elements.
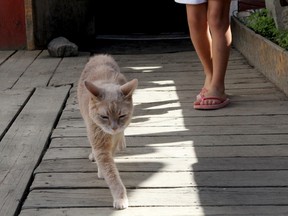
<box><xmin>246</xmin><ymin>9</ymin><xmax>277</xmax><ymax>39</ymax></box>
<box><xmin>241</xmin><ymin>8</ymin><xmax>288</xmax><ymax>50</ymax></box>
<box><xmin>275</xmin><ymin>31</ymin><xmax>288</xmax><ymax>49</ymax></box>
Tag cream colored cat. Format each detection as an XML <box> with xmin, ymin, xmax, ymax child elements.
<box><xmin>77</xmin><ymin>54</ymin><xmax>138</xmax><ymax>209</ymax></box>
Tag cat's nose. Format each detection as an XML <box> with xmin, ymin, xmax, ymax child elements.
<box><xmin>111</xmin><ymin>123</ymin><xmax>118</xmax><ymax>131</ymax></box>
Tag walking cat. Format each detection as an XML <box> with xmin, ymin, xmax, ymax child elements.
<box><xmin>77</xmin><ymin>54</ymin><xmax>138</xmax><ymax>209</ymax></box>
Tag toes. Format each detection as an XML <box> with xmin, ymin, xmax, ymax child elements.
<box><xmin>97</xmin><ymin>169</ymin><xmax>104</xmax><ymax>179</ymax></box>
<box><xmin>88</xmin><ymin>152</ymin><xmax>95</xmax><ymax>162</ymax></box>
<box><xmin>113</xmin><ymin>197</ymin><xmax>129</xmax><ymax>210</ymax></box>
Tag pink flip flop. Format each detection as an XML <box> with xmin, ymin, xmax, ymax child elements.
<box><xmin>194</xmin><ymin>96</ymin><xmax>230</xmax><ymax>110</ymax></box>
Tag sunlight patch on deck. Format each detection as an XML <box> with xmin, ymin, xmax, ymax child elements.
<box><xmin>125</xmin><ymin>66</ymin><xmax>162</xmax><ymax>73</ymax></box>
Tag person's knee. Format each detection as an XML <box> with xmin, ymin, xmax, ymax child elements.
<box><xmin>208</xmin><ymin>14</ymin><xmax>229</xmax><ymax>33</ymax></box>
<box><xmin>207</xmin><ymin>3</ymin><xmax>230</xmax><ymax>32</ymax></box>
<box><xmin>187</xmin><ymin>18</ymin><xmax>203</xmax><ymax>32</ymax></box>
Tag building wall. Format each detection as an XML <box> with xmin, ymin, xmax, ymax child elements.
<box><xmin>238</xmin><ymin>0</ymin><xmax>266</xmax><ymax>11</ymax></box>
<box><xmin>33</xmin><ymin>0</ymin><xmax>188</xmax><ymax>49</ymax></box>
<box><xmin>0</xmin><ymin>0</ymin><xmax>267</xmax><ymax>50</ymax></box>
<box><xmin>0</xmin><ymin>0</ymin><xmax>26</xmax><ymax>50</ymax></box>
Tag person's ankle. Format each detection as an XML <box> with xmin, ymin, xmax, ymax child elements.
<box><xmin>205</xmin><ymin>86</ymin><xmax>226</xmax><ymax>98</ymax></box>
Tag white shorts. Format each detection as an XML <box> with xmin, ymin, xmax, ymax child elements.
<box><xmin>175</xmin><ymin>0</ymin><xmax>207</xmax><ymax>4</ymax></box>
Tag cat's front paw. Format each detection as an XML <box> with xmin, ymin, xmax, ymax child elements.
<box><xmin>97</xmin><ymin>168</ymin><xmax>104</xmax><ymax>179</ymax></box>
<box><xmin>113</xmin><ymin>197</ymin><xmax>129</xmax><ymax>210</ymax></box>
<box><xmin>88</xmin><ymin>152</ymin><xmax>95</xmax><ymax>162</ymax></box>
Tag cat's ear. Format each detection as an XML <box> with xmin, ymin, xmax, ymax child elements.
<box><xmin>120</xmin><ymin>79</ymin><xmax>138</xmax><ymax>98</ymax></box>
<box><xmin>84</xmin><ymin>81</ymin><xmax>102</xmax><ymax>98</ymax></box>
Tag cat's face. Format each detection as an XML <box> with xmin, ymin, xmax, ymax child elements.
<box><xmin>89</xmin><ymin>97</ymin><xmax>133</xmax><ymax>134</ymax></box>
<box><xmin>85</xmin><ymin>79</ymin><xmax>138</xmax><ymax>135</ymax></box>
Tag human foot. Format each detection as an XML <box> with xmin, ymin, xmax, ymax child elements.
<box><xmin>196</xmin><ymin>87</ymin><xmax>208</xmax><ymax>101</ymax></box>
<box><xmin>194</xmin><ymin>96</ymin><xmax>230</xmax><ymax>110</ymax></box>
<box><xmin>194</xmin><ymin>88</ymin><xmax>229</xmax><ymax>110</ymax></box>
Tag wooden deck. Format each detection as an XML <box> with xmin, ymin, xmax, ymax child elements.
<box><xmin>1</xmin><ymin>42</ymin><xmax>288</xmax><ymax>216</ymax></box>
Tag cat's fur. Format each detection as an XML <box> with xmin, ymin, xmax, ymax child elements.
<box><xmin>77</xmin><ymin>54</ymin><xmax>138</xmax><ymax>209</ymax></box>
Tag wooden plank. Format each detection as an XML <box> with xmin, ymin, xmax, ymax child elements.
<box><xmin>24</xmin><ymin>0</ymin><xmax>35</xmax><ymax>50</ymax></box>
<box><xmin>113</xmin><ymin>49</ymin><xmax>250</xmax><ymax>66</ymax></box>
<box><xmin>60</xmin><ymin>100</ymin><xmax>288</xmax><ymax>120</ymax></box>
<box><xmin>0</xmin><ymin>50</ymin><xmax>41</xmax><ymax>90</ymax></box>
<box><xmin>0</xmin><ymin>89</ymin><xmax>33</xmax><ymax>139</ymax></box>
<box><xmin>122</xmin><ymin>68</ymin><xmax>259</xmax><ymax>77</ymax></box>
<box><xmin>63</xmin><ymin>90</ymin><xmax>288</xmax><ymax>116</ymax></box>
<box><xmin>43</xmin><ymin>146</ymin><xmax>194</xmax><ymax>160</ymax></box>
<box><xmin>50</xmin><ymin>137</ymin><xmax>90</xmax><ymax>148</ymax></box>
<box><xmin>56</xmin><ymin>115</ymin><xmax>288</xmax><ymax>129</ymax></box>
<box><xmin>48</xmin><ymin>53</ymin><xmax>90</xmax><ymax>86</ymax></box>
<box><xmin>134</xmin><ymin>101</ymin><xmax>288</xmax><ymax>117</ymax></box>
<box><xmin>0</xmin><ymin>50</ymin><xmax>15</xmax><ymax>65</ymax></box>
<box><xmin>19</xmin><ymin>206</ymin><xmax>288</xmax><ymax>216</ymax></box>
<box><xmin>114</xmin><ymin>49</ymin><xmax>244</xmax><ymax>62</ymax></box>
<box><xmin>13</xmin><ymin>50</ymin><xmax>62</xmax><ymax>89</ymax></box>
<box><xmin>42</xmin><ymin>145</ymin><xmax>288</xmax><ymax>160</ymax></box>
<box><xmin>140</xmin><ymin>84</ymin><xmax>281</xmax><ymax>94</ymax></box>
<box><xmin>115</xmin><ymin>81</ymin><xmax>275</xmax><ymax>91</ymax></box>
<box><xmin>130</xmin><ymin>115</ymin><xmax>288</xmax><ymax>126</ymax></box>
<box><xmin>35</xmin><ymin>157</ymin><xmax>288</xmax><ymax>173</ymax></box>
<box><xmin>31</xmin><ymin>170</ymin><xmax>288</xmax><ymax>189</ymax></box>
<box><xmin>49</xmin><ymin>134</ymin><xmax>288</xmax><ymax>148</ymax></box>
<box><xmin>22</xmin><ymin>187</ymin><xmax>288</xmax><ymax>208</ymax></box>
<box><xmin>125</xmin><ymin>134</ymin><xmax>288</xmax><ymax>146</ymax></box>
<box><xmin>125</xmin><ymin>124</ymin><xmax>288</xmax><ymax>136</ymax></box>
<box><xmin>131</xmin><ymin>90</ymin><xmax>287</xmax><ymax>103</ymax></box>
<box><xmin>31</xmin><ymin>172</ymin><xmax>192</xmax><ymax>189</ymax></box>
<box><xmin>51</xmin><ymin>124</ymin><xmax>288</xmax><ymax>138</ymax></box>
<box><xmin>121</xmin><ymin>63</ymin><xmax>252</xmax><ymax>74</ymax></box>
<box><xmin>124</xmin><ymin>73</ymin><xmax>269</xmax><ymax>86</ymax></box>
<box><xmin>0</xmin><ymin>86</ymin><xmax>70</xmax><ymax>216</ymax></box>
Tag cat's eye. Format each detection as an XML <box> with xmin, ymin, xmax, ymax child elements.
<box><xmin>119</xmin><ymin>114</ymin><xmax>126</xmax><ymax>119</ymax></box>
<box><xmin>100</xmin><ymin>115</ymin><xmax>109</xmax><ymax>120</ymax></box>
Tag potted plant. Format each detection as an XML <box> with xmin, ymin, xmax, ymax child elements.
<box><xmin>231</xmin><ymin>5</ymin><xmax>288</xmax><ymax>96</ymax></box>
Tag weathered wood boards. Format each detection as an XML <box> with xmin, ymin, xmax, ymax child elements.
<box><xmin>23</xmin><ymin>187</ymin><xmax>288</xmax><ymax>208</ymax></box>
<box><xmin>0</xmin><ymin>51</ymin><xmax>15</xmax><ymax>65</ymax></box>
<box><xmin>20</xmin><ymin>49</ymin><xmax>288</xmax><ymax>216</ymax></box>
<box><xmin>48</xmin><ymin>53</ymin><xmax>90</xmax><ymax>86</ymax></box>
<box><xmin>0</xmin><ymin>50</ymin><xmax>41</xmax><ymax>90</ymax></box>
<box><xmin>19</xmin><ymin>206</ymin><xmax>288</xmax><ymax>216</ymax></box>
<box><xmin>13</xmin><ymin>50</ymin><xmax>62</xmax><ymax>89</ymax></box>
<box><xmin>0</xmin><ymin>89</ymin><xmax>33</xmax><ymax>140</ymax></box>
<box><xmin>0</xmin><ymin>86</ymin><xmax>70</xmax><ymax>216</ymax></box>
<box><xmin>2</xmin><ymin>48</ymin><xmax>287</xmax><ymax>216</ymax></box>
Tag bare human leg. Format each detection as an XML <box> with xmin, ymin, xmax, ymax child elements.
<box><xmin>186</xmin><ymin>0</ymin><xmax>232</xmax><ymax>109</ymax></box>
<box><xmin>186</xmin><ymin>3</ymin><xmax>213</xmax><ymax>93</ymax></box>
<box><xmin>204</xmin><ymin>0</ymin><xmax>232</xmax><ymax>105</ymax></box>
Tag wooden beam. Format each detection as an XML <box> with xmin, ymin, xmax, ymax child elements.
<box><xmin>24</xmin><ymin>0</ymin><xmax>35</xmax><ymax>50</ymax></box>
